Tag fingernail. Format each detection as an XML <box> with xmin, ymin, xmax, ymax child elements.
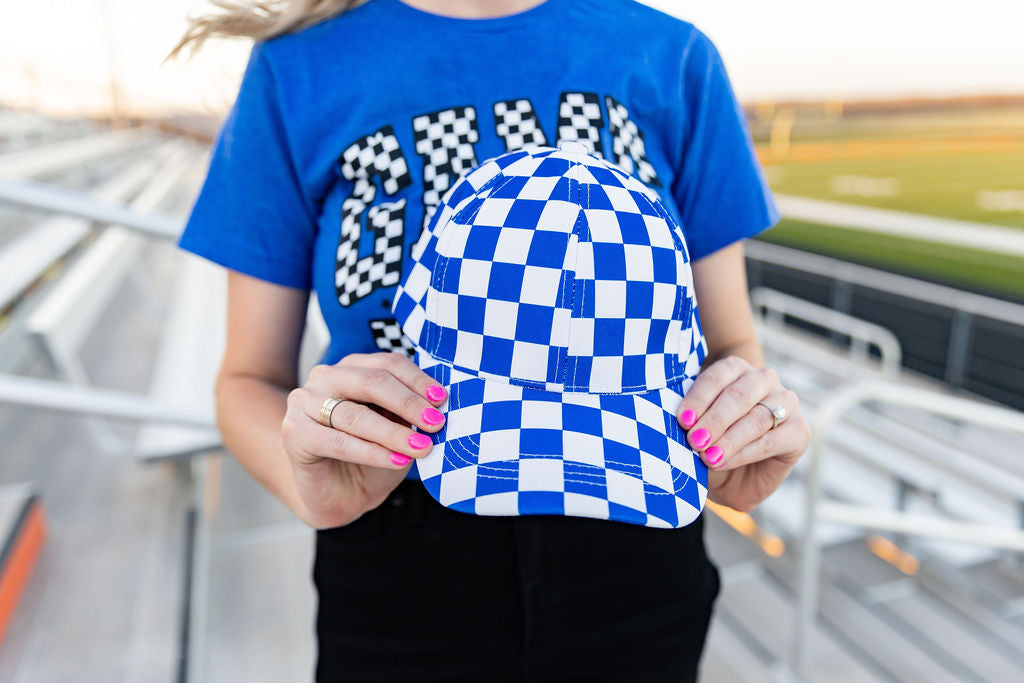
<box><xmin>691</xmin><ymin>428</ymin><xmax>710</xmax><ymax>449</ymax></box>
<box><xmin>391</xmin><ymin>452</ymin><xmax>412</xmax><ymax>466</ymax></box>
<box><xmin>705</xmin><ymin>446</ymin><xmax>723</xmax><ymax>465</ymax></box>
<box><xmin>408</xmin><ymin>433</ymin><xmax>433</xmax><ymax>450</ymax></box>
<box><xmin>425</xmin><ymin>385</ymin><xmax>447</xmax><ymax>402</ymax></box>
<box><xmin>421</xmin><ymin>407</ymin><xmax>445</xmax><ymax>425</ymax></box>
<box><xmin>680</xmin><ymin>409</ymin><xmax>697</xmax><ymax>428</ymax></box>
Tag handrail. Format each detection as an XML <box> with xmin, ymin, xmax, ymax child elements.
<box><xmin>184</xmin><ymin>452</ymin><xmax>218</xmax><ymax>683</ymax></box>
<box><xmin>0</xmin><ymin>148</ymin><xmax>182</xmax><ymax>311</ymax></box>
<box><xmin>791</xmin><ymin>379</ymin><xmax>1024</xmax><ymax>680</ymax></box>
<box><xmin>745</xmin><ymin>240</ymin><xmax>1024</xmax><ymax>326</ymax></box>
<box><xmin>20</xmin><ymin>145</ymin><xmax>196</xmax><ymax>452</ymax></box>
<box><xmin>0</xmin><ymin>175</ymin><xmax>183</xmax><ymax>239</ymax></box>
<box><xmin>0</xmin><ymin>373</ymin><xmax>214</xmax><ymax>428</ymax></box>
<box><xmin>750</xmin><ymin>286</ymin><xmax>902</xmax><ymax>375</ymax></box>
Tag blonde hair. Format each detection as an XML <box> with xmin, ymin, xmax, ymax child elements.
<box><xmin>165</xmin><ymin>0</ymin><xmax>365</xmax><ymax>61</ymax></box>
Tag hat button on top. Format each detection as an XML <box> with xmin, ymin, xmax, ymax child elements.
<box><xmin>558</xmin><ymin>140</ymin><xmax>590</xmax><ymax>155</ymax></box>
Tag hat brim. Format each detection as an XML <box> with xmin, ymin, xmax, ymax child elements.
<box><xmin>414</xmin><ymin>354</ymin><xmax>709</xmax><ymax>529</ymax></box>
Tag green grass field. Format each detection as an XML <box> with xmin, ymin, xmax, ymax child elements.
<box><xmin>756</xmin><ymin>218</ymin><xmax>1024</xmax><ymax>300</ymax></box>
<box><xmin>763</xmin><ymin>148</ymin><xmax>1024</xmax><ymax>229</ymax></box>
<box><xmin>745</xmin><ymin>105</ymin><xmax>1024</xmax><ymax>300</ymax></box>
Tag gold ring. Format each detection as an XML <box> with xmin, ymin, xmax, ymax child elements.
<box><xmin>756</xmin><ymin>401</ymin><xmax>788</xmax><ymax>430</ymax></box>
<box><xmin>320</xmin><ymin>397</ymin><xmax>345</xmax><ymax>428</ymax></box>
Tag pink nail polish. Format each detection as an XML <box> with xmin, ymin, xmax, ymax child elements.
<box><xmin>421</xmin><ymin>407</ymin><xmax>445</xmax><ymax>425</ymax></box>
<box><xmin>390</xmin><ymin>452</ymin><xmax>412</xmax><ymax>466</ymax></box>
<box><xmin>680</xmin><ymin>408</ymin><xmax>697</xmax><ymax>428</ymax></box>
<box><xmin>425</xmin><ymin>385</ymin><xmax>447</xmax><ymax>402</ymax></box>
<box><xmin>408</xmin><ymin>433</ymin><xmax>432</xmax><ymax>450</ymax></box>
<box><xmin>705</xmin><ymin>446</ymin><xmax>723</xmax><ymax>465</ymax></box>
<box><xmin>691</xmin><ymin>428</ymin><xmax>710</xmax><ymax>449</ymax></box>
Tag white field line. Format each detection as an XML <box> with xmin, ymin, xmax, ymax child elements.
<box><xmin>774</xmin><ymin>194</ymin><xmax>1024</xmax><ymax>258</ymax></box>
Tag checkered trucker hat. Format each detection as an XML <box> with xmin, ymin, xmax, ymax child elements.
<box><xmin>392</xmin><ymin>141</ymin><xmax>709</xmax><ymax>529</ymax></box>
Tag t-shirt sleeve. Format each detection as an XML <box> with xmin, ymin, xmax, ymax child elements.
<box><xmin>671</xmin><ymin>29</ymin><xmax>781</xmax><ymax>263</ymax></box>
<box><xmin>176</xmin><ymin>42</ymin><xmax>317</xmax><ymax>291</ymax></box>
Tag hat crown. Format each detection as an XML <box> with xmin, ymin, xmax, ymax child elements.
<box><xmin>397</xmin><ymin>146</ymin><xmax>703</xmax><ymax>395</ymax></box>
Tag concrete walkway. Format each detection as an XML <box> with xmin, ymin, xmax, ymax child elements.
<box><xmin>774</xmin><ymin>194</ymin><xmax>1024</xmax><ymax>258</ymax></box>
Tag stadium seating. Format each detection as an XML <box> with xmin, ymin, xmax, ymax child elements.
<box><xmin>0</xmin><ymin>112</ymin><xmax>1021</xmax><ymax>682</ymax></box>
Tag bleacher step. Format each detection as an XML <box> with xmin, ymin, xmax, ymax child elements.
<box><xmin>701</xmin><ymin>616</ymin><xmax>780</xmax><ymax>683</ymax></box>
<box><xmin>0</xmin><ymin>128</ymin><xmax>156</xmax><ymax>180</ymax></box>
<box><xmin>826</xmin><ymin>541</ymin><xmax>1024</xmax><ymax>680</ymax></box>
<box><xmin>715</xmin><ymin>565</ymin><xmax>883</xmax><ymax>682</ymax></box>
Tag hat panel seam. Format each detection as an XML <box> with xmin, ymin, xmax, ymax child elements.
<box><xmin>629</xmin><ymin>186</ymin><xmax>691</xmax><ymax>386</ymax></box>
<box><xmin>566</xmin><ymin>157</ymin><xmax>587</xmax><ymax>394</ymax></box>
<box><xmin>428</xmin><ymin>170</ymin><xmax>520</xmax><ymax>363</ymax></box>
<box><xmin>548</xmin><ymin>156</ymin><xmax>578</xmax><ymax>388</ymax></box>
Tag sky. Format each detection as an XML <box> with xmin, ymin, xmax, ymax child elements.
<box><xmin>2</xmin><ymin>0</ymin><xmax>1023</xmax><ymax>117</ymax></box>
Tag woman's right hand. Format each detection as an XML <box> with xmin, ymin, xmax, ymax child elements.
<box><xmin>281</xmin><ymin>351</ymin><xmax>448</xmax><ymax>530</ymax></box>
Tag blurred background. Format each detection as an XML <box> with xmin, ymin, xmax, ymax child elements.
<box><xmin>0</xmin><ymin>1</ymin><xmax>1022</xmax><ymax>681</ymax></box>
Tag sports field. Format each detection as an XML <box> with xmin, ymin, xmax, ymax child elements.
<box><xmin>748</xmin><ymin>104</ymin><xmax>1024</xmax><ymax>300</ymax></box>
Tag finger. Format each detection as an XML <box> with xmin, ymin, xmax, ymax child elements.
<box><xmin>675</xmin><ymin>356</ymin><xmax>750</xmax><ymax>430</ymax></box>
<box><xmin>323</xmin><ymin>397</ymin><xmax>435</xmax><ymax>459</ymax></box>
<box><xmin>343</xmin><ymin>352</ymin><xmax>448</xmax><ymax>405</ymax></box>
<box><xmin>366</xmin><ymin>403</ymin><xmax>407</xmax><ymax>426</ymax></box>
<box><xmin>302</xmin><ymin>420</ymin><xmax>413</xmax><ymax>470</ymax></box>
<box><xmin>699</xmin><ymin>389</ymin><xmax>790</xmax><ymax>470</ymax></box>
<box><xmin>717</xmin><ymin>415</ymin><xmax>808</xmax><ymax>472</ymax></box>
<box><xmin>312</xmin><ymin>363</ymin><xmax>446</xmax><ymax>433</ymax></box>
<box><xmin>686</xmin><ymin>366</ymin><xmax>779</xmax><ymax>452</ymax></box>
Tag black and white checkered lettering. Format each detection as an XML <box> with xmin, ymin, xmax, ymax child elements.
<box><xmin>340</xmin><ymin>124</ymin><xmax>410</xmax><ymax>196</ymax></box>
<box><xmin>605</xmin><ymin>95</ymin><xmax>662</xmax><ymax>188</ymax></box>
<box><xmin>493</xmin><ymin>99</ymin><xmax>548</xmax><ymax>152</ymax></box>
<box><xmin>336</xmin><ymin>126</ymin><xmax>411</xmax><ymax>307</ymax></box>
<box><xmin>369</xmin><ymin>318</ymin><xmax>416</xmax><ymax>357</ymax></box>
<box><xmin>413</xmin><ymin>107</ymin><xmax>479</xmax><ymax>233</ymax></box>
<box><xmin>556</xmin><ymin>92</ymin><xmax>604</xmax><ymax>158</ymax></box>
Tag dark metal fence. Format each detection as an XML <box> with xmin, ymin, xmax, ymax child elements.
<box><xmin>744</xmin><ymin>241</ymin><xmax>1024</xmax><ymax>411</ymax></box>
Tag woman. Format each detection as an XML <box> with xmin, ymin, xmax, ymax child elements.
<box><xmin>169</xmin><ymin>1</ymin><xmax>811</xmax><ymax>680</ymax></box>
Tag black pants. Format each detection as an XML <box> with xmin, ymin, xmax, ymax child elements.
<box><xmin>313</xmin><ymin>478</ymin><xmax>721</xmax><ymax>683</ymax></box>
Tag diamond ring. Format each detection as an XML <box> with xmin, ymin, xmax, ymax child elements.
<box><xmin>756</xmin><ymin>401</ymin><xmax>788</xmax><ymax>430</ymax></box>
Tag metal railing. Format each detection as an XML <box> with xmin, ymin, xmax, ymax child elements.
<box><xmin>0</xmin><ymin>171</ymin><xmax>222</xmax><ymax>460</ymax></box>
<box><xmin>791</xmin><ymin>379</ymin><xmax>1024</xmax><ymax>680</ymax></box>
<box><xmin>745</xmin><ymin>240</ymin><xmax>1024</xmax><ymax>400</ymax></box>
<box><xmin>0</xmin><ymin>373</ymin><xmax>215</xmax><ymax>429</ymax></box>
<box><xmin>0</xmin><ymin>175</ymin><xmax>183</xmax><ymax>239</ymax></box>
<box><xmin>750</xmin><ymin>286</ymin><xmax>902</xmax><ymax>375</ymax></box>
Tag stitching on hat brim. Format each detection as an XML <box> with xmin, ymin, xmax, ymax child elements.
<box><xmin>437</xmin><ymin>369</ymin><xmax>699</xmax><ymax>497</ymax></box>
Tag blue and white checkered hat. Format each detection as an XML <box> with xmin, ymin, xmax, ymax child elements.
<box><xmin>392</xmin><ymin>142</ymin><xmax>709</xmax><ymax>529</ymax></box>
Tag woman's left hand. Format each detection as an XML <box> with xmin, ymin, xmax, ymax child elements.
<box><xmin>675</xmin><ymin>355</ymin><xmax>811</xmax><ymax>512</ymax></box>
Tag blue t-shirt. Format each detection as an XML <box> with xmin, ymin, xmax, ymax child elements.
<box><xmin>176</xmin><ymin>0</ymin><xmax>780</xmax><ymax>480</ymax></box>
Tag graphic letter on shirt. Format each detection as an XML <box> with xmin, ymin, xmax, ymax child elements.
<box><xmin>493</xmin><ymin>99</ymin><xmax>549</xmax><ymax>152</ymax></box>
<box><xmin>412</xmin><ymin>107</ymin><xmax>479</xmax><ymax>232</ymax></box>
<box><xmin>337</xmin><ymin>125</ymin><xmax>411</xmax><ymax>307</ymax></box>
<box><xmin>369</xmin><ymin>318</ymin><xmax>417</xmax><ymax>357</ymax></box>
<box><xmin>557</xmin><ymin>92</ymin><xmax>604</xmax><ymax>157</ymax></box>
<box><xmin>605</xmin><ymin>95</ymin><xmax>662</xmax><ymax>187</ymax></box>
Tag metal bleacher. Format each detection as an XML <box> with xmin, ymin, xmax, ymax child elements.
<box><xmin>0</xmin><ymin>108</ymin><xmax>1022</xmax><ymax>682</ymax></box>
